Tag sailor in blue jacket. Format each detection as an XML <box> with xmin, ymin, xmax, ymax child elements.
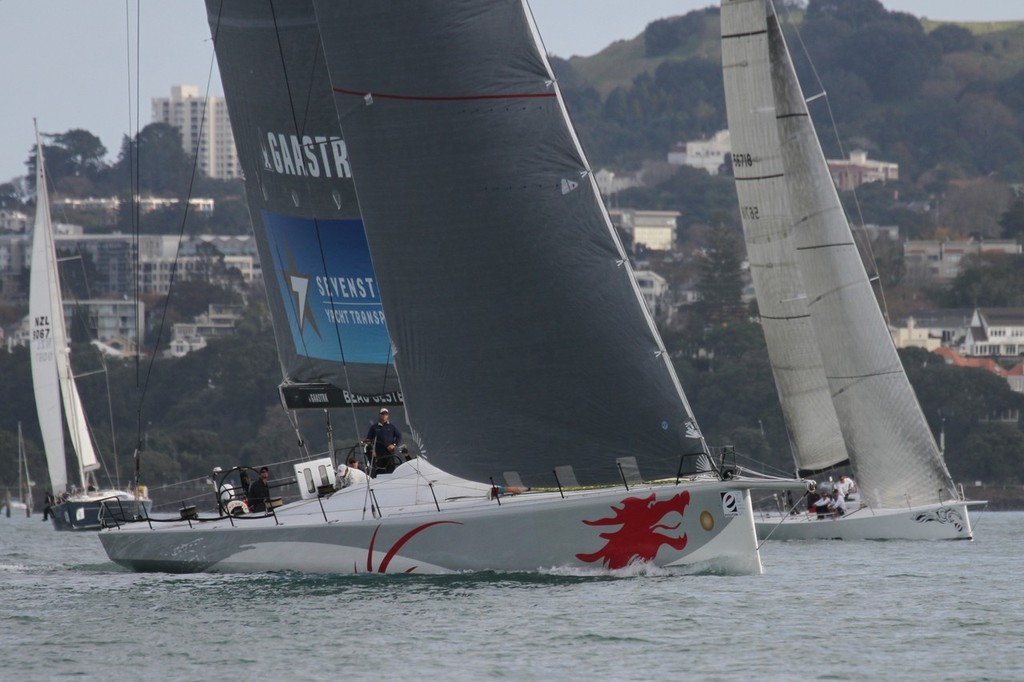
<box><xmin>365</xmin><ymin>407</ymin><xmax>402</xmax><ymax>475</ymax></box>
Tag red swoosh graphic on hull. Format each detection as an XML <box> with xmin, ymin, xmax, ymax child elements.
<box><xmin>364</xmin><ymin>520</ymin><xmax>463</xmax><ymax>573</ymax></box>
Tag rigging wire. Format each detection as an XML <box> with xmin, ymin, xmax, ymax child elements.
<box><xmin>265</xmin><ymin>2</ymin><xmax>400</xmax><ymax>453</ymax></box>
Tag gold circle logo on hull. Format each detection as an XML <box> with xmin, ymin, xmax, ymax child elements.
<box><xmin>700</xmin><ymin>510</ymin><xmax>714</xmax><ymax>531</ymax></box>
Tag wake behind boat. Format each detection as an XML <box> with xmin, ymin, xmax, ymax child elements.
<box><xmin>29</xmin><ymin>124</ymin><xmax>150</xmax><ymax>531</ymax></box>
<box><xmin>720</xmin><ymin>0</ymin><xmax>981</xmax><ymax>540</ymax></box>
<box><xmin>99</xmin><ymin>0</ymin><xmax>804</xmax><ymax>574</ymax></box>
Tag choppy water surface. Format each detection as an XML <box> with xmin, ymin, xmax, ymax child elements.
<box><xmin>1</xmin><ymin>511</ymin><xmax>1020</xmax><ymax>681</ymax></box>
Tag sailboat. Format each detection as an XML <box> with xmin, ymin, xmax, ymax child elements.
<box><xmin>28</xmin><ymin>124</ymin><xmax>151</xmax><ymax>531</ymax></box>
<box><xmin>721</xmin><ymin>0</ymin><xmax>981</xmax><ymax>540</ymax></box>
<box><xmin>98</xmin><ymin>0</ymin><xmax>802</xmax><ymax>575</ymax></box>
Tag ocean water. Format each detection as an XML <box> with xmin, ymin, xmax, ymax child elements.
<box><xmin>1</xmin><ymin>511</ymin><xmax>1020</xmax><ymax>681</ymax></box>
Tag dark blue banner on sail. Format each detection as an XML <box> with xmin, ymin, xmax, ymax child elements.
<box><xmin>206</xmin><ymin>0</ymin><xmax>401</xmax><ymax>409</ymax></box>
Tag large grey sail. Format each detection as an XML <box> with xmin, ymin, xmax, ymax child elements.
<box><xmin>312</xmin><ymin>0</ymin><xmax>708</xmax><ymax>485</ymax></box>
<box><xmin>206</xmin><ymin>0</ymin><xmax>400</xmax><ymax>409</ymax></box>
<box><xmin>721</xmin><ymin>0</ymin><xmax>848</xmax><ymax>475</ymax></box>
<box><xmin>767</xmin><ymin>5</ymin><xmax>957</xmax><ymax>507</ymax></box>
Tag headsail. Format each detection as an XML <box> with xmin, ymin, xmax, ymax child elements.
<box><xmin>206</xmin><ymin>0</ymin><xmax>400</xmax><ymax>410</ymax></box>
<box><xmin>720</xmin><ymin>0</ymin><xmax>848</xmax><ymax>475</ymax></box>
<box><xmin>766</xmin><ymin>2</ymin><xmax>957</xmax><ymax>507</ymax></box>
<box><xmin>29</xmin><ymin>125</ymin><xmax>100</xmax><ymax>494</ymax></box>
<box><xmin>313</xmin><ymin>0</ymin><xmax>708</xmax><ymax>485</ymax></box>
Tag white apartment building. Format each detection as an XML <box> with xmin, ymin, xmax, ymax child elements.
<box><xmin>152</xmin><ymin>85</ymin><xmax>240</xmax><ymax>180</ymax></box>
<box><xmin>667</xmin><ymin>129</ymin><xmax>730</xmax><ymax>175</ymax></box>
<box><xmin>965</xmin><ymin>308</ymin><xmax>1024</xmax><ymax>357</ymax></box>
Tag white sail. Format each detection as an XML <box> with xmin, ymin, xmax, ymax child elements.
<box><xmin>721</xmin><ymin>0</ymin><xmax>848</xmax><ymax>474</ymax></box>
<box><xmin>28</xmin><ymin>125</ymin><xmax>99</xmax><ymax>496</ymax></box>
<box><xmin>764</xmin><ymin>3</ymin><xmax>958</xmax><ymax>509</ymax></box>
<box><xmin>29</xmin><ymin>126</ymin><xmax>70</xmax><ymax>495</ymax></box>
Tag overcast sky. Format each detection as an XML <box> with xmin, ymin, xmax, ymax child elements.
<box><xmin>1</xmin><ymin>0</ymin><xmax>1021</xmax><ymax>183</ymax></box>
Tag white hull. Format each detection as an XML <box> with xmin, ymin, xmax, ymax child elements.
<box><xmin>755</xmin><ymin>500</ymin><xmax>982</xmax><ymax>541</ymax></box>
<box><xmin>100</xmin><ymin>460</ymin><xmax>795</xmax><ymax>575</ymax></box>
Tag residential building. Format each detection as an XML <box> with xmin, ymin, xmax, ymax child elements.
<box><xmin>667</xmin><ymin>129</ymin><xmax>730</xmax><ymax>175</ymax></box>
<box><xmin>826</xmin><ymin>150</ymin><xmax>898</xmax><ymax>191</ymax></box>
<box><xmin>8</xmin><ymin>298</ymin><xmax>144</xmax><ymax>353</ymax></box>
<box><xmin>903</xmin><ymin>237</ymin><xmax>1021</xmax><ymax>282</ymax></box>
<box><xmin>890</xmin><ymin>309</ymin><xmax>973</xmax><ymax>350</ymax></box>
<box><xmin>152</xmin><ymin>85</ymin><xmax>240</xmax><ymax>180</ymax></box>
<box><xmin>609</xmin><ymin>208</ymin><xmax>679</xmax><ymax>252</ymax></box>
<box><xmin>168</xmin><ymin>303</ymin><xmax>245</xmax><ymax>357</ymax></box>
<box><xmin>0</xmin><ymin>209</ymin><xmax>29</xmax><ymax>233</ymax></box>
<box><xmin>635</xmin><ymin>270</ymin><xmax>669</xmax><ymax>319</ymax></box>
<box><xmin>965</xmin><ymin>308</ymin><xmax>1024</xmax><ymax>357</ymax></box>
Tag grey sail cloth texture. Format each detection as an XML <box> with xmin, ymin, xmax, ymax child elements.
<box><xmin>311</xmin><ymin>0</ymin><xmax>709</xmax><ymax>486</ymax></box>
<box><xmin>207</xmin><ymin>0</ymin><xmax>401</xmax><ymax>409</ymax></box>
<box><xmin>721</xmin><ymin>0</ymin><xmax>849</xmax><ymax>475</ymax></box>
<box><xmin>722</xmin><ymin>0</ymin><xmax>957</xmax><ymax>509</ymax></box>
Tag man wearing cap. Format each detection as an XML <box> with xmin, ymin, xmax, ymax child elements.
<box><xmin>365</xmin><ymin>408</ymin><xmax>402</xmax><ymax>475</ymax></box>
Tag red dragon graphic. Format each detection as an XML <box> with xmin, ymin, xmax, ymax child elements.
<box><xmin>576</xmin><ymin>491</ymin><xmax>691</xmax><ymax>569</ymax></box>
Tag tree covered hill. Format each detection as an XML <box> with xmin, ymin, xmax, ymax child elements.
<box><xmin>553</xmin><ymin>0</ymin><xmax>1024</xmax><ymax>183</ymax></box>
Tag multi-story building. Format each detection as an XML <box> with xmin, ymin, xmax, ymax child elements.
<box><xmin>167</xmin><ymin>303</ymin><xmax>245</xmax><ymax>357</ymax></box>
<box><xmin>965</xmin><ymin>308</ymin><xmax>1024</xmax><ymax>357</ymax></box>
<box><xmin>667</xmin><ymin>129</ymin><xmax>730</xmax><ymax>176</ymax></box>
<box><xmin>609</xmin><ymin>208</ymin><xmax>679</xmax><ymax>252</ymax></box>
<box><xmin>903</xmin><ymin>237</ymin><xmax>1021</xmax><ymax>282</ymax></box>
<box><xmin>826</xmin><ymin>150</ymin><xmax>898</xmax><ymax>191</ymax></box>
<box><xmin>152</xmin><ymin>85</ymin><xmax>239</xmax><ymax>180</ymax></box>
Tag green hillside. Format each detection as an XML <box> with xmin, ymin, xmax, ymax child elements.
<box><xmin>554</xmin><ymin>0</ymin><xmax>1024</xmax><ymax>184</ymax></box>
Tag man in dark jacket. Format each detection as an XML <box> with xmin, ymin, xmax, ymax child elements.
<box><xmin>365</xmin><ymin>408</ymin><xmax>402</xmax><ymax>476</ymax></box>
<box><xmin>248</xmin><ymin>466</ymin><xmax>271</xmax><ymax>512</ymax></box>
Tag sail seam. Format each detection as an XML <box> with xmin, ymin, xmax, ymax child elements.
<box><xmin>333</xmin><ymin>87</ymin><xmax>556</xmax><ymax>102</ymax></box>
<box><xmin>776</xmin><ymin>112</ymin><xmax>808</xmax><ymax>120</ymax></box>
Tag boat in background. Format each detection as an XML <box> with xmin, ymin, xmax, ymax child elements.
<box><xmin>29</xmin><ymin>123</ymin><xmax>150</xmax><ymax>531</ymax></box>
<box><xmin>3</xmin><ymin>423</ymin><xmax>33</xmax><ymax>518</ymax></box>
<box><xmin>98</xmin><ymin>0</ymin><xmax>803</xmax><ymax>575</ymax></box>
<box><xmin>721</xmin><ymin>0</ymin><xmax>982</xmax><ymax>540</ymax></box>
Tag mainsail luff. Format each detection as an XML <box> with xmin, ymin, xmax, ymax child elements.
<box><xmin>766</xmin><ymin>4</ymin><xmax>957</xmax><ymax>508</ymax></box>
<box><xmin>206</xmin><ymin>0</ymin><xmax>401</xmax><ymax>411</ymax></box>
<box><xmin>313</xmin><ymin>0</ymin><xmax>707</xmax><ymax>485</ymax></box>
<box><xmin>29</xmin><ymin>127</ymin><xmax>99</xmax><ymax>493</ymax></box>
<box><xmin>721</xmin><ymin>0</ymin><xmax>848</xmax><ymax>474</ymax></box>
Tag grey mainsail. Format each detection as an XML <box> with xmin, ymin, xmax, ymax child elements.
<box><xmin>720</xmin><ymin>0</ymin><xmax>849</xmax><ymax>475</ymax></box>
<box><xmin>312</xmin><ymin>0</ymin><xmax>709</xmax><ymax>485</ymax></box>
<box><xmin>766</xmin><ymin>2</ymin><xmax>957</xmax><ymax>508</ymax></box>
<box><xmin>206</xmin><ymin>0</ymin><xmax>400</xmax><ymax>409</ymax></box>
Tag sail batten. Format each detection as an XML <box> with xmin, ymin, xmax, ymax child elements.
<box><xmin>721</xmin><ymin>0</ymin><xmax>849</xmax><ymax>474</ymax></box>
<box><xmin>764</xmin><ymin>1</ymin><xmax>957</xmax><ymax>507</ymax></box>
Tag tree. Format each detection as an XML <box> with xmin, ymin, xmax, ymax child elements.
<box><xmin>113</xmin><ymin>123</ymin><xmax>192</xmax><ymax>196</ymax></box>
<box><xmin>999</xmin><ymin>196</ymin><xmax>1024</xmax><ymax>240</ymax></box>
<box><xmin>695</xmin><ymin>223</ymin><xmax>745</xmax><ymax>325</ymax></box>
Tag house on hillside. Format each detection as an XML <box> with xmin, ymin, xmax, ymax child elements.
<box><xmin>667</xmin><ymin>130</ymin><xmax>730</xmax><ymax>176</ymax></box>
<box><xmin>826</xmin><ymin>150</ymin><xmax>898</xmax><ymax>191</ymax></box>
<box><xmin>964</xmin><ymin>308</ymin><xmax>1024</xmax><ymax>357</ymax></box>
<box><xmin>890</xmin><ymin>309</ymin><xmax>973</xmax><ymax>350</ymax></box>
<box><xmin>903</xmin><ymin>237</ymin><xmax>1021</xmax><ymax>282</ymax></box>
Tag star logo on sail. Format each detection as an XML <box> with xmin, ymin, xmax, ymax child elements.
<box><xmin>281</xmin><ymin>245</ymin><xmax>320</xmax><ymax>339</ymax></box>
